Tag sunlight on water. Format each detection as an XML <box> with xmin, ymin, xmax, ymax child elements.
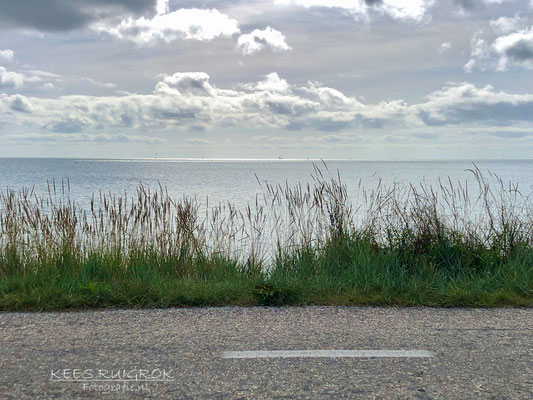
<box><xmin>0</xmin><ymin>159</ymin><xmax>532</xmax><ymax>214</ymax></box>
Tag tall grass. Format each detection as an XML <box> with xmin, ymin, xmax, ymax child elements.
<box><xmin>0</xmin><ymin>165</ymin><xmax>531</xmax><ymax>310</ymax></box>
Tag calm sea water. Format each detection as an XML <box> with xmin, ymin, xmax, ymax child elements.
<box><xmin>0</xmin><ymin>158</ymin><xmax>532</xmax><ymax>211</ymax></box>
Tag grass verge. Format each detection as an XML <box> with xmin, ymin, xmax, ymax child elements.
<box><xmin>1</xmin><ymin>235</ymin><xmax>531</xmax><ymax>310</ymax></box>
<box><xmin>1</xmin><ymin>165</ymin><xmax>532</xmax><ymax>310</ymax></box>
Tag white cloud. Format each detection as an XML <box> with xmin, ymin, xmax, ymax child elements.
<box><xmin>185</xmin><ymin>138</ymin><xmax>212</xmax><ymax>145</ymax></box>
<box><xmin>93</xmin><ymin>3</ymin><xmax>293</xmax><ymax>58</ymax></box>
<box><xmin>413</xmin><ymin>83</ymin><xmax>533</xmax><ymax>125</ymax></box>
<box><xmin>464</xmin><ymin>31</ymin><xmax>490</xmax><ymax>72</ymax></box>
<box><xmin>465</xmin><ymin>24</ymin><xmax>533</xmax><ymax>72</ymax></box>
<box><xmin>6</xmin><ymin>133</ymin><xmax>163</xmax><ymax>144</ymax></box>
<box><xmin>380</xmin><ymin>0</ymin><xmax>430</xmax><ymax>21</ymax></box>
<box><xmin>27</xmin><ymin>70</ymin><xmax>61</xmax><ymax>79</ymax></box>
<box><xmin>0</xmin><ymin>66</ymin><xmax>46</xmax><ymax>89</ymax></box>
<box><xmin>0</xmin><ymin>65</ymin><xmax>60</xmax><ymax>89</ymax></box>
<box><xmin>493</xmin><ymin>27</ymin><xmax>533</xmax><ymax>70</ymax></box>
<box><xmin>489</xmin><ymin>14</ymin><xmax>527</xmax><ymax>34</ymax></box>
<box><xmin>298</xmin><ymin>81</ymin><xmax>362</xmax><ymax>109</ymax></box>
<box><xmin>0</xmin><ymin>72</ymin><xmax>372</xmax><ymax>133</ymax></box>
<box><xmin>250</xmin><ymin>73</ymin><xmax>290</xmax><ymax>92</ymax></box>
<box><xmin>2</xmin><ymin>73</ymin><xmax>533</xmax><ymax>140</ymax></box>
<box><xmin>82</xmin><ymin>77</ymin><xmax>117</xmax><ymax>88</ymax></box>
<box><xmin>95</xmin><ymin>8</ymin><xmax>240</xmax><ymax>46</ymax></box>
<box><xmin>0</xmin><ymin>49</ymin><xmax>14</xmax><ymax>62</ymax></box>
<box><xmin>274</xmin><ymin>0</ymin><xmax>433</xmax><ymax>21</ymax></box>
<box><xmin>237</xmin><ymin>26</ymin><xmax>291</xmax><ymax>55</ymax></box>
<box><xmin>0</xmin><ymin>66</ymin><xmax>26</xmax><ymax>88</ymax></box>
<box><xmin>156</xmin><ymin>72</ymin><xmax>217</xmax><ymax>96</ymax></box>
<box><xmin>156</xmin><ymin>0</ymin><xmax>170</xmax><ymax>16</ymax></box>
<box><xmin>437</xmin><ymin>42</ymin><xmax>451</xmax><ymax>54</ymax></box>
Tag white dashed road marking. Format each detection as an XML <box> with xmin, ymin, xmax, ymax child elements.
<box><xmin>222</xmin><ymin>350</ymin><xmax>433</xmax><ymax>359</ymax></box>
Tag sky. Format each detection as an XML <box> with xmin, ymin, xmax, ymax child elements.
<box><xmin>0</xmin><ymin>0</ymin><xmax>533</xmax><ymax>160</ymax></box>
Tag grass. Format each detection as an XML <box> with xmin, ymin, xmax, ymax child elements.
<box><xmin>1</xmin><ymin>165</ymin><xmax>532</xmax><ymax>311</ymax></box>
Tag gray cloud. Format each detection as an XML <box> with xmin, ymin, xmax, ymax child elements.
<box><xmin>45</xmin><ymin>118</ymin><xmax>88</xmax><ymax>133</ymax></box>
<box><xmin>92</xmin><ymin>2</ymin><xmax>292</xmax><ymax>58</ymax></box>
<box><xmin>6</xmin><ymin>132</ymin><xmax>163</xmax><ymax>144</ymax></box>
<box><xmin>504</xmin><ymin>37</ymin><xmax>533</xmax><ymax>61</ymax></box>
<box><xmin>454</xmin><ymin>0</ymin><xmax>523</xmax><ymax>11</ymax></box>
<box><xmin>414</xmin><ymin>83</ymin><xmax>533</xmax><ymax>125</ymax></box>
<box><xmin>10</xmin><ymin>95</ymin><xmax>33</xmax><ymax>113</ymax></box>
<box><xmin>0</xmin><ymin>65</ymin><xmax>60</xmax><ymax>90</ymax></box>
<box><xmin>274</xmin><ymin>0</ymin><xmax>432</xmax><ymax>22</ymax></box>
<box><xmin>487</xmin><ymin>131</ymin><xmax>531</xmax><ymax>139</ymax></box>
<box><xmin>463</xmin><ymin>128</ymin><xmax>533</xmax><ymax>139</ymax></box>
<box><xmin>465</xmin><ymin>16</ymin><xmax>533</xmax><ymax>72</ymax></box>
<box><xmin>0</xmin><ymin>0</ymin><xmax>157</xmax><ymax>32</ymax></box>
<box><xmin>185</xmin><ymin>138</ymin><xmax>212</xmax><ymax>145</ymax></box>
<box><xmin>2</xmin><ymin>73</ymin><xmax>533</xmax><ymax>139</ymax></box>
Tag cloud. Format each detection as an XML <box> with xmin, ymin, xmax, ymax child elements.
<box><xmin>274</xmin><ymin>0</ymin><xmax>433</xmax><ymax>22</ymax></box>
<box><xmin>2</xmin><ymin>0</ymin><xmax>289</xmax><ymax>56</ymax></box>
<box><xmin>0</xmin><ymin>72</ymin><xmax>375</xmax><ymax>133</ymax></box>
<box><xmin>465</xmin><ymin>17</ymin><xmax>533</xmax><ymax>72</ymax></box>
<box><xmin>95</xmin><ymin>3</ymin><xmax>290</xmax><ymax>56</ymax></box>
<box><xmin>493</xmin><ymin>27</ymin><xmax>533</xmax><ymax>70</ymax></box>
<box><xmin>0</xmin><ymin>49</ymin><xmax>14</xmax><ymax>62</ymax></box>
<box><xmin>378</xmin><ymin>0</ymin><xmax>432</xmax><ymax>21</ymax></box>
<box><xmin>454</xmin><ymin>0</ymin><xmax>518</xmax><ymax>11</ymax></box>
<box><xmin>82</xmin><ymin>77</ymin><xmax>117</xmax><ymax>88</ymax></box>
<box><xmin>95</xmin><ymin>8</ymin><xmax>240</xmax><ymax>46</ymax></box>
<box><xmin>464</xmin><ymin>31</ymin><xmax>491</xmax><ymax>72</ymax></box>
<box><xmin>485</xmin><ymin>130</ymin><xmax>533</xmax><ymax>139</ymax></box>
<box><xmin>156</xmin><ymin>72</ymin><xmax>217</xmax><ymax>96</ymax></box>
<box><xmin>185</xmin><ymin>138</ymin><xmax>212</xmax><ymax>145</ymax></box>
<box><xmin>10</xmin><ymin>95</ymin><xmax>33</xmax><ymax>113</ymax></box>
<box><xmin>6</xmin><ymin>133</ymin><xmax>163</xmax><ymax>144</ymax></box>
<box><xmin>0</xmin><ymin>66</ymin><xmax>26</xmax><ymax>88</ymax></box>
<box><xmin>437</xmin><ymin>42</ymin><xmax>451</xmax><ymax>54</ymax></box>
<box><xmin>237</xmin><ymin>26</ymin><xmax>291</xmax><ymax>55</ymax></box>
<box><xmin>156</xmin><ymin>0</ymin><xmax>169</xmax><ymax>16</ymax></box>
<box><xmin>244</xmin><ymin>72</ymin><xmax>290</xmax><ymax>92</ymax></box>
<box><xmin>44</xmin><ymin>117</ymin><xmax>88</xmax><ymax>133</ymax></box>
<box><xmin>414</xmin><ymin>83</ymin><xmax>533</xmax><ymax>125</ymax></box>
<box><xmin>489</xmin><ymin>14</ymin><xmax>528</xmax><ymax>34</ymax></box>
<box><xmin>2</xmin><ymin>73</ymin><xmax>533</xmax><ymax>140</ymax></box>
<box><xmin>0</xmin><ymin>0</ymin><xmax>158</xmax><ymax>32</ymax></box>
<box><xmin>0</xmin><ymin>65</ymin><xmax>60</xmax><ymax>89</ymax></box>
<box><xmin>27</xmin><ymin>70</ymin><xmax>61</xmax><ymax>79</ymax></box>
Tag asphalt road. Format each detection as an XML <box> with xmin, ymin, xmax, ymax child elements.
<box><xmin>0</xmin><ymin>307</ymin><xmax>531</xmax><ymax>399</ymax></box>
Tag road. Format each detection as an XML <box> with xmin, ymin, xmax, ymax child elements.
<box><xmin>0</xmin><ymin>307</ymin><xmax>531</xmax><ymax>399</ymax></box>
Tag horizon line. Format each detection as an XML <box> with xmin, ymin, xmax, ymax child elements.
<box><xmin>1</xmin><ymin>157</ymin><xmax>533</xmax><ymax>162</ymax></box>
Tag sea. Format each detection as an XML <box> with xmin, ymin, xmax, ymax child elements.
<box><xmin>1</xmin><ymin>158</ymin><xmax>532</xmax><ymax>212</ymax></box>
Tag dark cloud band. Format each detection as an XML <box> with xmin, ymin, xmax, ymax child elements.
<box><xmin>0</xmin><ymin>0</ymin><xmax>157</xmax><ymax>31</ymax></box>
